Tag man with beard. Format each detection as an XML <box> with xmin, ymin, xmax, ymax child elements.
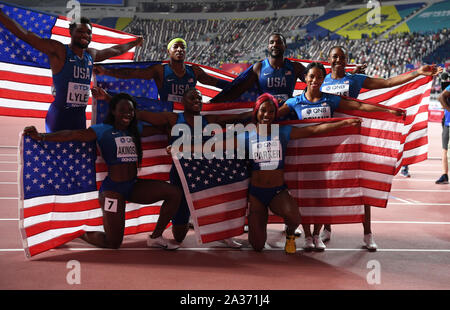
<box><xmin>210</xmin><ymin>33</ymin><xmax>306</xmax><ymax>107</ymax></box>
<box><xmin>0</xmin><ymin>11</ymin><xmax>142</xmax><ymax>132</ymax></box>
<box><xmin>94</xmin><ymin>38</ymin><xmax>231</xmax><ymax>103</ymax></box>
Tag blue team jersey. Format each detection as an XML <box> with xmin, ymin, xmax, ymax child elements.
<box><xmin>285</xmin><ymin>93</ymin><xmax>341</xmax><ymax>120</ymax></box>
<box><xmin>46</xmin><ymin>45</ymin><xmax>93</xmax><ymax>132</ymax></box>
<box><xmin>237</xmin><ymin>125</ymin><xmax>292</xmax><ymax>171</ymax></box>
<box><xmin>258</xmin><ymin>58</ymin><xmax>297</xmax><ymax>103</ymax></box>
<box><xmin>90</xmin><ymin>123</ymin><xmax>143</xmax><ymax>166</ymax></box>
<box><xmin>321</xmin><ymin>73</ymin><xmax>367</xmax><ymax>98</ymax></box>
<box><xmin>159</xmin><ymin>64</ymin><xmax>197</xmax><ymax>102</ymax></box>
<box><xmin>445</xmin><ymin>85</ymin><xmax>450</xmax><ymax>126</ymax></box>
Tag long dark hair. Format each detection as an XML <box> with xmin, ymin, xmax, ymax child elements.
<box><xmin>303</xmin><ymin>62</ymin><xmax>327</xmax><ymax>93</ymax></box>
<box><xmin>104</xmin><ymin>93</ymin><xmax>143</xmax><ymax>166</ymax></box>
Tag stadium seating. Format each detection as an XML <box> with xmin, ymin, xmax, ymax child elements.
<box><xmin>119</xmin><ymin>1</ymin><xmax>449</xmax><ymax>78</ymax></box>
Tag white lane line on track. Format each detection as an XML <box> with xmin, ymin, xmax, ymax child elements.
<box><xmin>393</xmin><ymin>179</ymin><xmax>446</xmax><ymax>182</ymax></box>
<box><xmin>2</xmin><ymin>248</ymin><xmax>449</xmax><ymax>253</ymax></box>
<box><xmin>388</xmin><ymin>202</ymin><xmax>450</xmax><ymax>206</ymax></box>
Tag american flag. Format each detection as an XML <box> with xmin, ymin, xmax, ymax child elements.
<box><xmin>13</xmin><ymin>17</ymin><xmax>431</xmax><ymax>253</ymax></box>
<box><xmin>19</xmin><ymin>136</ymin><xmax>98</xmax><ymax>258</ymax></box>
<box><xmin>173</xmin><ymin>156</ymin><xmax>250</xmax><ymax>244</ymax></box>
<box><xmin>0</xmin><ymin>2</ymin><xmax>137</xmax><ymax>118</ymax></box>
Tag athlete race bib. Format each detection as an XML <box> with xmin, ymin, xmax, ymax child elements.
<box><xmin>273</xmin><ymin>94</ymin><xmax>289</xmax><ymax>102</ymax></box>
<box><xmin>115</xmin><ymin>136</ymin><xmax>138</xmax><ymax>162</ymax></box>
<box><xmin>322</xmin><ymin>83</ymin><xmax>349</xmax><ymax>96</ymax></box>
<box><xmin>301</xmin><ymin>106</ymin><xmax>331</xmax><ymax>119</ymax></box>
<box><xmin>66</xmin><ymin>82</ymin><xmax>90</xmax><ymax>107</ymax></box>
<box><xmin>168</xmin><ymin>94</ymin><xmax>183</xmax><ymax>102</ymax></box>
<box><xmin>251</xmin><ymin>139</ymin><xmax>281</xmax><ymax>170</ymax></box>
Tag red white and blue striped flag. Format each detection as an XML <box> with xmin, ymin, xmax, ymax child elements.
<box><xmin>0</xmin><ymin>1</ymin><xmax>137</xmax><ymax>118</ymax></box>
<box><xmin>10</xmin><ymin>0</ymin><xmax>430</xmax><ymax>254</ymax></box>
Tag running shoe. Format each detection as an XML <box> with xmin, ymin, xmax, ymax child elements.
<box><xmin>320</xmin><ymin>228</ymin><xmax>331</xmax><ymax>242</ymax></box>
<box><xmin>283</xmin><ymin>225</ymin><xmax>302</xmax><ymax>237</ymax></box>
<box><xmin>313</xmin><ymin>235</ymin><xmax>326</xmax><ymax>251</ymax></box>
<box><xmin>220</xmin><ymin>237</ymin><xmax>243</xmax><ymax>248</ymax></box>
<box><xmin>147</xmin><ymin>235</ymin><xmax>180</xmax><ymax>250</ymax></box>
<box><xmin>435</xmin><ymin>174</ymin><xmax>449</xmax><ymax>184</ymax></box>
<box><xmin>303</xmin><ymin>236</ymin><xmax>315</xmax><ymax>251</ymax></box>
<box><xmin>363</xmin><ymin>233</ymin><xmax>378</xmax><ymax>252</ymax></box>
<box><xmin>284</xmin><ymin>235</ymin><xmax>296</xmax><ymax>254</ymax></box>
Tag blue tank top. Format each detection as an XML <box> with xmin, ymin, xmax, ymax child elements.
<box><xmin>237</xmin><ymin>125</ymin><xmax>292</xmax><ymax>171</ymax></box>
<box><xmin>90</xmin><ymin>123</ymin><xmax>143</xmax><ymax>166</ymax></box>
<box><xmin>46</xmin><ymin>45</ymin><xmax>93</xmax><ymax>132</ymax></box>
<box><xmin>159</xmin><ymin>64</ymin><xmax>197</xmax><ymax>102</ymax></box>
<box><xmin>321</xmin><ymin>73</ymin><xmax>367</xmax><ymax>98</ymax></box>
<box><xmin>285</xmin><ymin>93</ymin><xmax>341</xmax><ymax>120</ymax></box>
<box><xmin>258</xmin><ymin>58</ymin><xmax>296</xmax><ymax>103</ymax></box>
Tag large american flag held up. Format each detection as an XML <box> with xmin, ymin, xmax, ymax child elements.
<box><xmin>11</xmin><ymin>1</ymin><xmax>431</xmax><ymax>254</ymax></box>
<box><xmin>19</xmin><ymin>59</ymin><xmax>426</xmax><ymax>254</ymax></box>
<box><xmin>0</xmin><ymin>2</ymin><xmax>137</xmax><ymax>119</ymax></box>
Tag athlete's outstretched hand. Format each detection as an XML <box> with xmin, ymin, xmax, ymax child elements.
<box><xmin>417</xmin><ymin>64</ymin><xmax>443</xmax><ymax>76</ymax></box>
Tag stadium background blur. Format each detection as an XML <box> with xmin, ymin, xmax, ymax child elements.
<box><xmin>6</xmin><ymin>0</ymin><xmax>449</xmax><ymax>118</ymax></box>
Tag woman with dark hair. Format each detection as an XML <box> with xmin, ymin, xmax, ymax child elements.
<box><xmin>277</xmin><ymin>62</ymin><xmax>404</xmax><ymax>251</ymax></box>
<box><xmin>234</xmin><ymin>93</ymin><xmax>361</xmax><ymax>253</ymax></box>
<box><xmin>319</xmin><ymin>46</ymin><xmax>442</xmax><ymax>251</ymax></box>
<box><xmin>23</xmin><ymin>93</ymin><xmax>183</xmax><ymax>250</ymax></box>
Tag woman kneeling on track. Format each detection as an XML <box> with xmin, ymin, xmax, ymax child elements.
<box><xmin>23</xmin><ymin>93</ymin><xmax>183</xmax><ymax>250</ymax></box>
<box><xmin>238</xmin><ymin>93</ymin><xmax>362</xmax><ymax>254</ymax></box>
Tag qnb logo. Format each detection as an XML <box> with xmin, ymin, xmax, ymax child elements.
<box><xmin>367</xmin><ymin>0</ymin><xmax>381</xmax><ymax>25</ymax></box>
<box><xmin>120</xmin><ymin>137</ymin><xmax>133</xmax><ymax>144</ymax></box>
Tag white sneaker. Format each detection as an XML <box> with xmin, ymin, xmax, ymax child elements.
<box><xmin>320</xmin><ymin>229</ymin><xmax>331</xmax><ymax>242</ymax></box>
<box><xmin>313</xmin><ymin>235</ymin><xmax>326</xmax><ymax>251</ymax></box>
<box><xmin>303</xmin><ymin>236</ymin><xmax>315</xmax><ymax>251</ymax></box>
<box><xmin>363</xmin><ymin>233</ymin><xmax>378</xmax><ymax>252</ymax></box>
<box><xmin>147</xmin><ymin>235</ymin><xmax>180</xmax><ymax>250</ymax></box>
<box><xmin>283</xmin><ymin>225</ymin><xmax>302</xmax><ymax>237</ymax></box>
<box><xmin>220</xmin><ymin>237</ymin><xmax>243</xmax><ymax>248</ymax></box>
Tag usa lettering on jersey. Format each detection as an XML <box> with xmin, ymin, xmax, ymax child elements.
<box><xmin>73</xmin><ymin>66</ymin><xmax>91</xmax><ymax>80</ymax></box>
<box><xmin>267</xmin><ymin>77</ymin><xmax>287</xmax><ymax>88</ymax></box>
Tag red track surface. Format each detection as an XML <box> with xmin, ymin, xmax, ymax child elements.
<box><xmin>0</xmin><ymin>116</ymin><xmax>449</xmax><ymax>290</ymax></box>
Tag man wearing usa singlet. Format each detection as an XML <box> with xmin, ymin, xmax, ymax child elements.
<box><xmin>94</xmin><ymin>38</ymin><xmax>231</xmax><ymax>103</ymax></box>
<box><xmin>210</xmin><ymin>33</ymin><xmax>306</xmax><ymax>108</ymax></box>
<box><xmin>0</xmin><ymin>10</ymin><xmax>143</xmax><ymax>132</ymax></box>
